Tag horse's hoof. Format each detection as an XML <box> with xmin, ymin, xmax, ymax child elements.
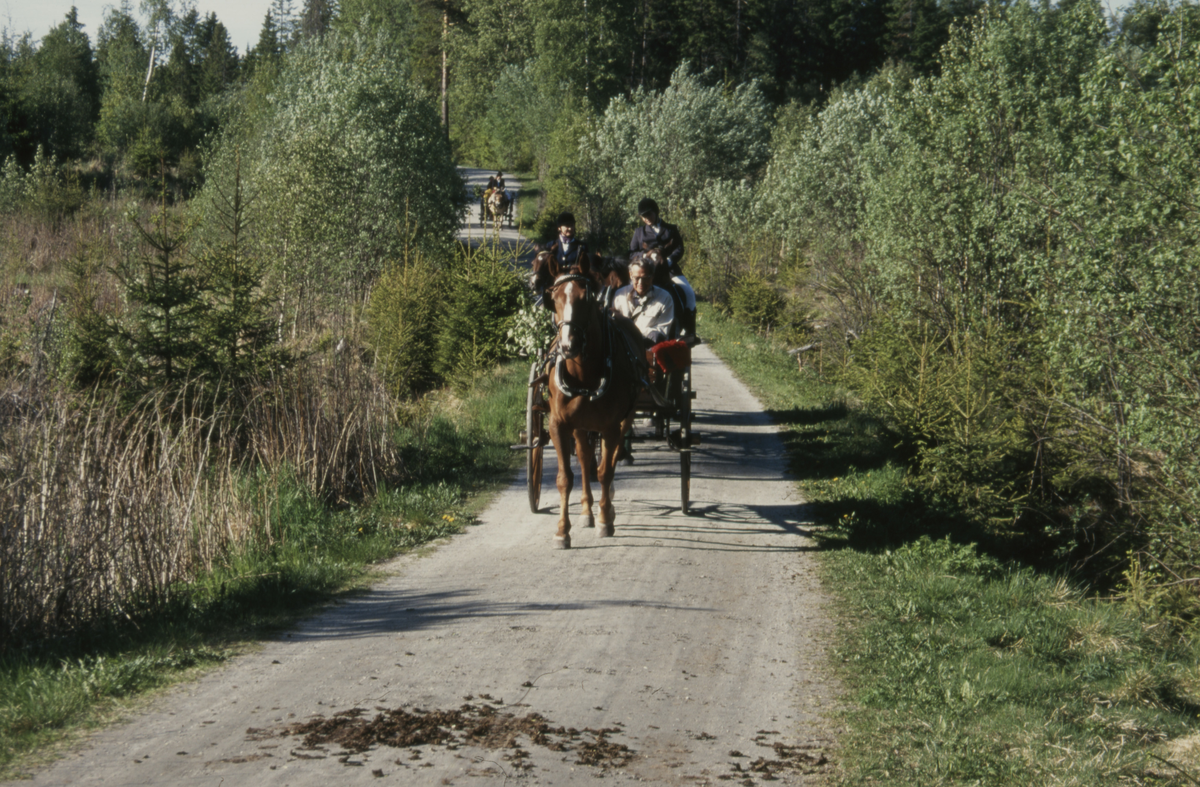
<box><xmin>598</xmin><ymin>523</ymin><xmax>615</xmax><ymax>538</ymax></box>
<box><xmin>579</xmin><ymin>514</ymin><xmax>594</xmax><ymax>529</ymax></box>
<box><xmin>554</xmin><ymin>535</ymin><xmax>571</xmax><ymax>549</ymax></box>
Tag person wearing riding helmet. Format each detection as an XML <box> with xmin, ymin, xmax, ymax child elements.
<box><xmin>545</xmin><ymin>211</ymin><xmax>589</xmax><ymax>270</ymax></box>
<box><xmin>629</xmin><ymin>198</ymin><xmax>683</xmax><ymax>269</ymax></box>
<box><xmin>629</xmin><ymin>197</ymin><xmax>698</xmax><ymax>343</ymax></box>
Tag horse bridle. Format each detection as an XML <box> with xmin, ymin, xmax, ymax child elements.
<box><xmin>547</xmin><ymin>273</ymin><xmax>596</xmax><ymax>332</ymax></box>
<box><xmin>546</xmin><ymin>273</ymin><xmax>615</xmax><ymax>402</ymax></box>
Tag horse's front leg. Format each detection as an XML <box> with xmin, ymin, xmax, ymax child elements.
<box><xmin>574</xmin><ymin>429</ymin><xmax>596</xmax><ymax>530</ymax></box>
<box><xmin>596</xmin><ymin>422</ymin><xmax>624</xmax><ymax>538</ymax></box>
<box><xmin>551</xmin><ymin>420</ymin><xmax>574</xmax><ymax>549</ymax></box>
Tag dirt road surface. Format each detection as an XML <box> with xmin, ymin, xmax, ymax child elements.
<box><xmin>7</xmin><ymin>203</ymin><xmax>840</xmax><ymax>787</ymax></box>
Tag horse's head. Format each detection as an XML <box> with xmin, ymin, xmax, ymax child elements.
<box><xmin>547</xmin><ymin>272</ymin><xmax>596</xmax><ymax>360</ymax></box>
<box><xmin>640</xmin><ymin>247</ymin><xmax>671</xmax><ymax>288</ymax></box>
<box><xmin>590</xmin><ymin>255</ymin><xmax>629</xmax><ymax>290</ymax></box>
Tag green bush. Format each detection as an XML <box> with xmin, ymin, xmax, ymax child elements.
<box><xmin>367</xmin><ymin>254</ymin><xmax>443</xmax><ymax>398</ymax></box>
<box><xmin>202</xmin><ymin>26</ymin><xmax>468</xmax><ymax>323</ymax></box>
<box><xmin>0</xmin><ymin>147</ymin><xmax>85</xmax><ymax>225</ymax></box>
<box><xmin>505</xmin><ymin>297</ymin><xmax>554</xmax><ymax>359</ymax></box>
<box><xmin>728</xmin><ymin>273</ymin><xmax>786</xmax><ymax>335</ymax></box>
<box><xmin>435</xmin><ymin>249</ymin><xmax>524</xmax><ymax>391</ymax></box>
<box><xmin>842</xmin><ymin>317</ymin><xmax>1036</xmax><ymax>529</ymax></box>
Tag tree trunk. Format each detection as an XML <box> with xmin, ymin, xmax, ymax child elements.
<box><xmin>142</xmin><ymin>40</ymin><xmax>157</xmax><ymax>102</ymax></box>
<box><xmin>441</xmin><ymin>0</ymin><xmax>450</xmax><ymax>138</ymax></box>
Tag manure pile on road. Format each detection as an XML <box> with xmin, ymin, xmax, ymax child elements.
<box><xmin>252</xmin><ymin>699</ymin><xmax>829</xmax><ymax>782</ymax></box>
<box><xmin>253</xmin><ymin>697</ymin><xmax>633</xmax><ymax>773</ymax></box>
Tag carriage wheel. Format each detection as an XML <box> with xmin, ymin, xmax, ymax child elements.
<box><xmin>527</xmin><ymin>361</ymin><xmax>546</xmax><ymax>513</ymax></box>
<box><xmin>679</xmin><ymin>368</ymin><xmax>692</xmax><ymax>515</ymax></box>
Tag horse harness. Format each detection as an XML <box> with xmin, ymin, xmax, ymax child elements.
<box><xmin>544</xmin><ymin>273</ymin><xmax>641</xmax><ymax>403</ymax></box>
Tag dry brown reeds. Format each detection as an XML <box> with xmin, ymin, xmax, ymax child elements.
<box><xmin>0</xmin><ymin>353</ymin><xmax>404</xmax><ymax>649</ymax></box>
<box><xmin>238</xmin><ymin>355</ymin><xmax>403</xmax><ymax>507</ymax></box>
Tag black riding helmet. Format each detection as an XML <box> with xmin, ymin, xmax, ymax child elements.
<box><xmin>556</xmin><ymin>211</ymin><xmax>576</xmax><ymax>228</ymax></box>
<box><xmin>637</xmin><ymin>197</ymin><xmax>658</xmax><ymax>217</ymax></box>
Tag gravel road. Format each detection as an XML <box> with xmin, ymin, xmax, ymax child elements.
<box><xmin>7</xmin><ymin>201</ymin><xmax>841</xmax><ymax>787</ymax></box>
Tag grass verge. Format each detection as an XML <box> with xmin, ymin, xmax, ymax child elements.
<box><xmin>510</xmin><ymin>169</ymin><xmax>542</xmax><ymax>229</ymax></box>
<box><xmin>0</xmin><ymin>361</ymin><xmax>528</xmax><ymax>780</ymax></box>
<box><xmin>699</xmin><ymin>304</ymin><xmax>1200</xmax><ymax>786</ymax></box>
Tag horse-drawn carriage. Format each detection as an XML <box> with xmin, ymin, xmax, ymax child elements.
<box><xmin>479</xmin><ymin>187</ymin><xmax>515</xmax><ymax>228</ymax></box>
<box><xmin>519</xmin><ymin>249</ymin><xmax>696</xmax><ymax>548</ymax></box>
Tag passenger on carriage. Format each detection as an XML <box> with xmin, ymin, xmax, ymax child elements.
<box><xmin>545</xmin><ymin>211</ymin><xmax>589</xmax><ymax>269</ymax></box>
<box><xmin>629</xmin><ymin>197</ymin><xmax>699</xmax><ymax>344</ymax></box>
<box><xmin>611</xmin><ymin>256</ymin><xmax>675</xmax><ymax>346</ymax></box>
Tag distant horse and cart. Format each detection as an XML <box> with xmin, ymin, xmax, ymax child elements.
<box><xmin>518</xmin><ymin>248</ymin><xmax>697</xmax><ymax>548</ymax></box>
<box><xmin>478</xmin><ymin>186</ymin><xmax>515</xmax><ymax>228</ymax></box>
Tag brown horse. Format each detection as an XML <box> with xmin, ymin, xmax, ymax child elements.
<box><xmin>540</xmin><ymin>252</ymin><xmax>643</xmax><ymax>548</ymax></box>
<box><xmin>485</xmin><ymin>189</ymin><xmax>511</xmax><ymax>227</ymax></box>
<box><xmin>636</xmin><ymin>247</ymin><xmax>674</xmax><ymax>290</ymax></box>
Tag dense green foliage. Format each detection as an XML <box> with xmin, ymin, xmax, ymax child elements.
<box><xmin>202</xmin><ymin>26</ymin><xmax>467</xmax><ymax>327</ymax></box>
<box><xmin>367</xmin><ymin>244</ymin><xmax>526</xmax><ymax>396</ymax></box>
<box><xmin>724</xmin><ymin>0</ymin><xmax>1200</xmax><ymax>596</ymax></box>
<box><xmin>3</xmin><ymin>0</ymin><xmax>1200</xmax><ymax>775</ymax></box>
<box><xmin>703</xmin><ymin>305</ymin><xmax>1200</xmax><ymax>786</ymax></box>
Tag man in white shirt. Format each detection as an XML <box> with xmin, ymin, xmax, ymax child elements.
<box><xmin>612</xmin><ymin>257</ymin><xmax>675</xmax><ymax>345</ymax></box>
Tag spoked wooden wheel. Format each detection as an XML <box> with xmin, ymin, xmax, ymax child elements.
<box><xmin>679</xmin><ymin>368</ymin><xmax>692</xmax><ymax>515</ymax></box>
<box><xmin>526</xmin><ymin>361</ymin><xmax>546</xmax><ymax>513</ymax></box>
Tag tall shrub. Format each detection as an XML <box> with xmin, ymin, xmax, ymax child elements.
<box><xmin>367</xmin><ymin>253</ymin><xmax>443</xmax><ymax>399</ymax></box>
<box><xmin>203</xmin><ymin>26</ymin><xmax>468</xmax><ymax>335</ymax></box>
<box><xmin>1032</xmin><ymin>2</ymin><xmax>1200</xmax><ymax>575</ymax></box>
<box><xmin>583</xmin><ymin>63</ymin><xmax>771</xmax><ymax>228</ymax></box>
<box><xmin>435</xmin><ymin>247</ymin><xmax>524</xmax><ymax>391</ymax></box>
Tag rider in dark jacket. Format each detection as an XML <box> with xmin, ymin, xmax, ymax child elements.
<box><xmin>629</xmin><ymin>198</ymin><xmax>683</xmax><ymax>273</ymax></box>
<box><xmin>545</xmin><ymin>211</ymin><xmax>589</xmax><ymax>269</ymax></box>
<box><xmin>629</xmin><ymin>198</ymin><xmax>698</xmax><ymax>342</ymax></box>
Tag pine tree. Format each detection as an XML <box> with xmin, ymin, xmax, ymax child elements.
<box><xmin>299</xmin><ymin>0</ymin><xmax>334</xmax><ymax>41</ymax></box>
<box><xmin>195</xmin><ymin>13</ymin><xmax>240</xmax><ymax>103</ymax></box>
<box><xmin>118</xmin><ymin>187</ymin><xmax>207</xmax><ymax>390</ymax></box>
<box><xmin>270</xmin><ymin>0</ymin><xmax>298</xmax><ymax>48</ymax></box>
<box><xmin>198</xmin><ymin>149</ymin><xmax>280</xmax><ymax>383</ymax></box>
<box><xmin>244</xmin><ymin>12</ymin><xmax>283</xmax><ymax>77</ymax></box>
<box><xmin>14</xmin><ymin>7</ymin><xmax>101</xmax><ymax>160</ymax></box>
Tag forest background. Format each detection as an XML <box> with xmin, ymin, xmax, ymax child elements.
<box><xmin>1</xmin><ymin>0</ymin><xmax>1199</xmax><ymax>751</ymax></box>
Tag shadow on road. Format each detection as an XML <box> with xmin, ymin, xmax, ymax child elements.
<box><xmin>287</xmin><ymin>589</ymin><xmax>717</xmax><ymax>642</ymax></box>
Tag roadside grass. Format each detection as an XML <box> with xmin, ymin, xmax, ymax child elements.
<box><xmin>509</xmin><ymin>169</ymin><xmax>542</xmax><ymax>229</ymax></box>
<box><xmin>0</xmin><ymin>361</ymin><xmax>527</xmax><ymax>780</ymax></box>
<box><xmin>700</xmin><ymin>304</ymin><xmax>1200</xmax><ymax>786</ymax></box>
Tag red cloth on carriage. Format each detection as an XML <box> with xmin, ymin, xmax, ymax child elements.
<box><xmin>647</xmin><ymin>339</ymin><xmax>690</xmax><ymax>375</ymax></box>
